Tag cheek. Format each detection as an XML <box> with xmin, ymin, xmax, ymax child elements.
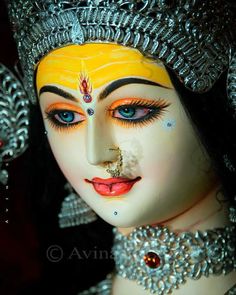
<box><xmin>134</xmin><ymin>110</ymin><xmax>211</xmax><ymax>197</ymax></box>
<box><xmin>134</xmin><ymin>124</ymin><xmax>176</xmax><ymax>177</ymax></box>
<box><xmin>46</xmin><ymin>130</ymin><xmax>87</xmax><ymax>181</ymax></box>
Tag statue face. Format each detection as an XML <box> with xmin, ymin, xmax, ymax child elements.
<box><xmin>36</xmin><ymin>44</ymin><xmax>216</xmax><ymax>228</ymax></box>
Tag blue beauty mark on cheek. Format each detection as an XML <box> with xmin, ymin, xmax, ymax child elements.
<box><xmin>162</xmin><ymin>119</ymin><xmax>176</xmax><ymax>130</ymax></box>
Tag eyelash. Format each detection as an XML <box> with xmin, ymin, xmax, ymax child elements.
<box><xmin>108</xmin><ymin>99</ymin><xmax>170</xmax><ymax>128</ymax></box>
<box><xmin>45</xmin><ymin>99</ymin><xmax>170</xmax><ymax>131</ymax></box>
<box><xmin>45</xmin><ymin>109</ymin><xmax>85</xmax><ymax>131</ymax></box>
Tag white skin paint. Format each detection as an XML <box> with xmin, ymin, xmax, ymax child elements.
<box><xmin>37</xmin><ymin>44</ymin><xmax>218</xmax><ymax>228</ymax></box>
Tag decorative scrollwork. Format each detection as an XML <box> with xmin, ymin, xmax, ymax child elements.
<box><xmin>7</xmin><ymin>0</ymin><xmax>235</xmax><ymax>103</ymax></box>
<box><xmin>113</xmin><ymin>225</ymin><xmax>236</xmax><ymax>294</ymax></box>
<box><xmin>0</xmin><ymin>63</ymin><xmax>29</xmax><ymax>163</ymax></box>
<box><xmin>227</xmin><ymin>49</ymin><xmax>236</xmax><ymax>117</ymax></box>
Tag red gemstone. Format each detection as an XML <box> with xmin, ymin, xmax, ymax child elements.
<box><xmin>143</xmin><ymin>252</ymin><xmax>161</xmax><ymax>269</ymax></box>
<box><xmin>0</xmin><ymin>139</ymin><xmax>4</xmax><ymax>148</ymax></box>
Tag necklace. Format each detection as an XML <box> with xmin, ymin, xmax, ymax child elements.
<box><xmin>112</xmin><ymin>225</ymin><xmax>236</xmax><ymax>295</ymax></box>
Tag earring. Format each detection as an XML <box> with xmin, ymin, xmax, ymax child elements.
<box><xmin>58</xmin><ymin>182</ymin><xmax>97</xmax><ymax>228</ymax></box>
<box><xmin>106</xmin><ymin>147</ymin><xmax>123</xmax><ymax>178</ymax></box>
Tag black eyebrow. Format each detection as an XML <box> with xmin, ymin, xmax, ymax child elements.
<box><xmin>39</xmin><ymin>79</ymin><xmax>171</xmax><ymax>102</ymax></box>
<box><xmin>39</xmin><ymin>85</ymin><xmax>78</xmax><ymax>102</ymax></box>
<box><xmin>98</xmin><ymin>78</ymin><xmax>171</xmax><ymax>100</ymax></box>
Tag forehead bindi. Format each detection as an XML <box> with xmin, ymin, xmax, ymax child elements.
<box><xmin>80</xmin><ymin>73</ymin><xmax>93</xmax><ymax>103</ymax></box>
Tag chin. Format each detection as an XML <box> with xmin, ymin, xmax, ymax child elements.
<box><xmin>99</xmin><ymin>213</ymin><xmax>155</xmax><ymax>229</ymax></box>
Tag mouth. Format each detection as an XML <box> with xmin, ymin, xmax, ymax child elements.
<box><xmin>85</xmin><ymin>176</ymin><xmax>141</xmax><ymax>197</ymax></box>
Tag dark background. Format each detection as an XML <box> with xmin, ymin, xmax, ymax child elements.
<box><xmin>0</xmin><ymin>1</ymin><xmax>42</xmax><ymax>294</ymax></box>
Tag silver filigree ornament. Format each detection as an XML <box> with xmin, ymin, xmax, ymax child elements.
<box><xmin>58</xmin><ymin>182</ymin><xmax>97</xmax><ymax>228</ymax></box>
<box><xmin>229</xmin><ymin>195</ymin><xmax>236</xmax><ymax>224</ymax></box>
<box><xmin>112</xmin><ymin>225</ymin><xmax>236</xmax><ymax>295</ymax></box>
<box><xmin>7</xmin><ymin>0</ymin><xmax>235</xmax><ymax>104</ymax></box>
<box><xmin>223</xmin><ymin>154</ymin><xmax>236</xmax><ymax>172</ymax></box>
<box><xmin>229</xmin><ymin>207</ymin><xmax>236</xmax><ymax>224</ymax></box>
<box><xmin>227</xmin><ymin>48</ymin><xmax>236</xmax><ymax>118</ymax></box>
<box><xmin>0</xmin><ymin>164</ymin><xmax>9</xmax><ymax>186</ymax></box>
<box><xmin>0</xmin><ymin>63</ymin><xmax>29</xmax><ymax>185</ymax></box>
<box><xmin>77</xmin><ymin>274</ymin><xmax>112</xmax><ymax>295</ymax></box>
<box><xmin>225</xmin><ymin>283</ymin><xmax>236</xmax><ymax>295</ymax></box>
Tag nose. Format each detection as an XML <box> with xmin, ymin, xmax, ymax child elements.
<box><xmin>86</xmin><ymin>117</ymin><xmax>118</xmax><ymax>166</ymax></box>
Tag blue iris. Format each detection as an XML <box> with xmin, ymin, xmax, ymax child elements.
<box><xmin>58</xmin><ymin>111</ymin><xmax>75</xmax><ymax>123</ymax></box>
<box><xmin>118</xmin><ymin>107</ymin><xmax>136</xmax><ymax>118</ymax></box>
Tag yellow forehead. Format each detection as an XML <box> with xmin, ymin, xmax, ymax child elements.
<box><xmin>36</xmin><ymin>44</ymin><xmax>172</xmax><ymax>92</ymax></box>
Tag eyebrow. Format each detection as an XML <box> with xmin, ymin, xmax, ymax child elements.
<box><xmin>39</xmin><ymin>85</ymin><xmax>78</xmax><ymax>102</ymax></box>
<box><xmin>39</xmin><ymin>78</ymin><xmax>171</xmax><ymax>102</ymax></box>
<box><xmin>98</xmin><ymin>78</ymin><xmax>171</xmax><ymax>100</ymax></box>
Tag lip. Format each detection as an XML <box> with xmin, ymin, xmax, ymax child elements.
<box><xmin>85</xmin><ymin>176</ymin><xmax>141</xmax><ymax>197</ymax></box>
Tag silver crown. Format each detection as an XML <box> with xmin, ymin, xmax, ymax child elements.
<box><xmin>7</xmin><ymin>0</ymin><xmax>235</xmax><ymax>104</ymax></box>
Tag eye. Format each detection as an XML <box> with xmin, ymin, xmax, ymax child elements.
<box><xmin>55</xmin><ymin>111</ymin><xmax>78</xmax><ymax>124</ymax></box>
<box><xmin>45</xmin><ymin>109</ymin><xmax>86</xmax><ymax>129</ymax></box>
<box><xmin>108</xmin><ymin>99</ymin><xmax>170</xmax><ymax>128</ymax></box>
<box><xmin>114</xmin><ymin>106</ymin><xmax>152</xmax><ymax>120</ymax></box>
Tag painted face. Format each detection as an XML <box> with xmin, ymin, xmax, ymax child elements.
<box><xmin>36</xmin><ymin>44</ymin><xmax>216</xmax><ymax>228</ymax></box>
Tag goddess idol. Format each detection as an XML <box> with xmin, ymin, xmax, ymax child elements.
<box><xmin>0</xmin><ymin>0</ymin><xmax>236</xmax><ymax>294</ymax></box>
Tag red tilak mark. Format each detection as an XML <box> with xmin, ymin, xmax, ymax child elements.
<box><xmin>79</xmin><ymin>74</ymin><xmax>93</xmax><ymax>103</ymax></box>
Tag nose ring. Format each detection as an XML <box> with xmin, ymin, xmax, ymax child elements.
<box><xmin>106</xmin><ymin>147</ymin><xmax>123</xmax><ymax>177</ymax></box>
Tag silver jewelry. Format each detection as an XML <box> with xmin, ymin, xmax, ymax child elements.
<box><xmin>0</xmin><ymin>166</ymin><xmax>9</xmax><ymax>186</ymax></box>
<box><xmin>7</xmin><ymin>0</ymin><xmax>235</xmax><ymax>104</ymax></box>
<box><xmin>0</xmin><ymin>63</ymin><xmax>29</xmax><ymax>187</ymax></box>
<box><xmin>223</xmin><ymin>154</ymin><xmax>236</xmax><ymax>172</ymax></box>
<box><xmin>112</xmin><ymin>225</ymin><xmax>236</xmax><ymax>295</ymax></box>
<box><xmin>227</xmin><ymin>49</ymin><xmax>236</xmax><ymax>117</ymax></box>
<box><xmin>106</xmin><ymin>147</ymin><xmax>123</xmax><ymax>177</ymax></box>
<box><xmin>229</xmin><ymin>196</ymin><xmax>236</xmax><ymax>224</ymax></box>
<box><xmin>225</xmin><ymin>283</ymin><xmax>236</xmax><ymax>295</ymax></box>
<box><xmin>0</xmin><ymin>63</ymin><xmax>29</xmax><ymax>223</ymax></box>
<box><xmin>58</xmin><ymin>182</ymin><xmax>97</xmax><ymax>228</ymax></box>
<box><xmin>77</xmin><ymin>274</ymin><xmax>112</xmax><ymax>295</ymax></box>
<box><xmin>0</xmin><ymin>63</ymin><xmax>29</xmax><ymax>166</ymax></box>
<box><xmin>229</xmin><ymin>206</ymin><xmax>236</xmax><ymax>224</ymax></box>
<box><xmin>77</xmin><ymin>275</ymin><xmax>236</xmax><ymax>295</ymax></box>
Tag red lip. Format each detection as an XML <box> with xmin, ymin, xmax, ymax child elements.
<box><xmin>85</xmin><ymin>177</ymin><xmax>141</xmax><ymax>197</ymax></box>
